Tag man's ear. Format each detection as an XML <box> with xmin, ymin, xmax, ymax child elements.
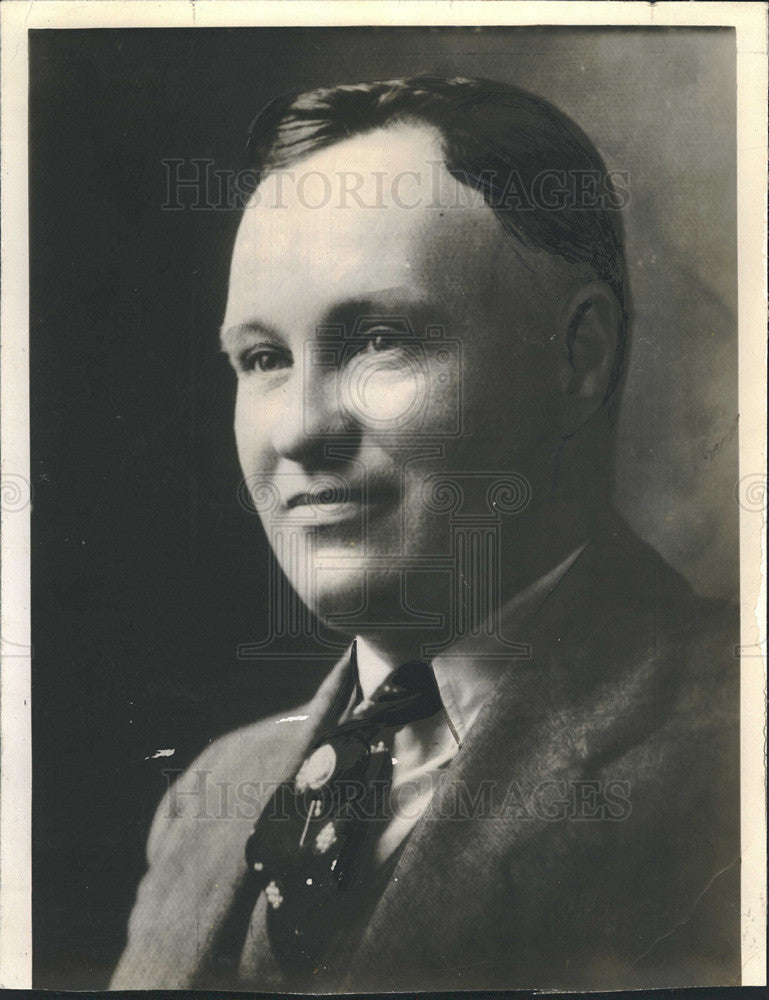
<box><xmin>558</xmin><ymin>280</ymin><xmax>623</xmax><ymax>435</ymax></box>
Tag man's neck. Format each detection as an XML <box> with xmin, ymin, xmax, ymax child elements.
<box><xmin>349</xmin><ymin>503</ymin><xmax>607</xmax><ymax>668</ymax></box>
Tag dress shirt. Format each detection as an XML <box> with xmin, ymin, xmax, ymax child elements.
<box><xmin>351</xmin><ymin>544</ymin><xmax>586</xmax><ymax>866</ymax></box>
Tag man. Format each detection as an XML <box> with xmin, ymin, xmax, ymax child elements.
<box><xmin>111</xmin><ymin>76</ymin><xmax>739</xmax><ymax>991</ymax></box>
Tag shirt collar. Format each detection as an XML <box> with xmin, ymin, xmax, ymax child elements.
<box><xmin>431</xmin><ymin>544</ymin><xmax>586</xmax><ymax>742</ymax></box>
<box><xmin>354</xmin><ymin>636</ymin><xmax>398</xmax><ymax>701</ymax></box>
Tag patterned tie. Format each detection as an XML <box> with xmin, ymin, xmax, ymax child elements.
<box><xmin>244</xmin><ymin>655</ymin><xmax>442</xmax><ymax>980</ymax></box>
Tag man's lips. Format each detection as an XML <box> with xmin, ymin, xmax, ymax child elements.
<box><xmin>282</xmin><ymin>483</ymin><xmax>397</xmax><ymax>517</ymax></box>
<box><xmin>285</xmin><ymin>487</ymin><xmax>363</xmax><ymax>510</ymax></box>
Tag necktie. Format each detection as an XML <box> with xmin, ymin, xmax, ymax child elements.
<box><xmin>244</xmin><ymin>656</ymin><xmax>442</xmax><ymax>981</ymax></box>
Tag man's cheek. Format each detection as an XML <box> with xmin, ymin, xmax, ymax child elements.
<box><xmin>234</xmin><ymin>422</ymin><xmax>255</xmax><ymax>475</ymax></box>
<box><xmin>234</xmin><ymin>401</ymin><xmax>266</xmax><ymax>468</ymax></box>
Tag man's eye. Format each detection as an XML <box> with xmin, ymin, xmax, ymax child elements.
<box><xmin>364</xmin><ymin>327</ymin><xmax>401</xmax><ymax>353</ymax></box>
<box><xmin>243</xmin><ymin>348</ymin><xmax>291</xmax><ymax>373</ymax></box>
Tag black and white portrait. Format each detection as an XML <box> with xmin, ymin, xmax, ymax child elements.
<box><xmin>3</xmin><ymin>4</ymin><xmax>765</xmax><ymax>993</ymax></box>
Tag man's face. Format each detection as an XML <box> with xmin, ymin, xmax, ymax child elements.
<box><xmin>222</xmin><ymin>124</ymin><xmax>573</xmax><ymax>628</ymax></box>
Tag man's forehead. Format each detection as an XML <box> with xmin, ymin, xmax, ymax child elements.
<box><xmin>233</xmin><ymin>124</ymin><xmax>504</xmax><ymax>253</ymax></box>
<box><xmin>230</xmin><ymin>125</ymin><xmax>508</xmax><ymax>289</ymax></box>
<box><xmin>253</xmin><ymin>122</ymin><xmax>446</xmax><ymax>211</ymax></box>
<box><xmin>224</xmin><ymin>122</ymin><xmax>572</xmax><ymax>336</ymax></box>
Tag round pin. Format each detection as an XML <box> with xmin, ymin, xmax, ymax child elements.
<box><xmin>295</xmin><ymin>743</ymin><xmax>337</xmax><ymax>792</ymax></box>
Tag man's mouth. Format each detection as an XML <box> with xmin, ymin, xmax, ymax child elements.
<box><xmin>285</xmin><ymin>488</ymin><xmax>360</xmax><ymax>510</ymax></box>
<box><xmin>283</xmin><ymin>483</ymin><xmax>396</xmax><ymax>523</ymax></box>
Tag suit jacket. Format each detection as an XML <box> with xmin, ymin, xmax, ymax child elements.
<box><xmin>110</xmin><ymin>515</ymin><xmax>740</xmax><ymax>991</ymax></box>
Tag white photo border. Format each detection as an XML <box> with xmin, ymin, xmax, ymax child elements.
<box><xmin>1</xmin><ymin>1</ymin><xmax>765</xmax><ymax>988</ymax></box>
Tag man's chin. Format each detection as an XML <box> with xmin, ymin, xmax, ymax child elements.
<box><xmin>290</xmin><ymin>564</ymin><xmax>416</xmax><ymax>633</ymax></box>
<box><xmin>292</xmin><ymin>567</ymin><xmax>451</xmax><ymax>636</ymax></box>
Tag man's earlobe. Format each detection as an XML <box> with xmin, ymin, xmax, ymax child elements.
<box><xmin>560</xmin><ymin>281</ymin><xmax>622</xmax><ymax>428</ymax></box>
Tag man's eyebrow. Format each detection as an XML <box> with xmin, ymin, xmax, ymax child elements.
<box><xmin>219</xmin><ymin>320</ymin><xmax>282</xmax><ymax>354</ymax></box>
<box><xmin>330</xmin><ymin>288</ymin><xmax>428</xmax><ymax>313</ymax></box>
<box><xmin>321</xmin><ymin>292</ymin><xmax>438</xmax><ymax>333</ymax></box>
<box><xmin>220</xmin><ymin>292</ymin><xmax>442</xmax><ymax>351</ymax></box>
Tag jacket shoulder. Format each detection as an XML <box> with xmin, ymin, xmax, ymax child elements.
<box><xmin>145</xmin><ymin>708</ymin><xmax>306</xmax><ymax>864</ymax></box>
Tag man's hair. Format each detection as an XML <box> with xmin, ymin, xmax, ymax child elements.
<box><xmin>245</xmin><ymin>75</ymin><xmax>630</xmax><ymax>408</ymax></box>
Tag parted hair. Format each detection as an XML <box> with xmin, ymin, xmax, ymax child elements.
<box><xmin>245</xmin><ymin>75</ymin><xmax>630</xmax><ymax>406</ymax></box>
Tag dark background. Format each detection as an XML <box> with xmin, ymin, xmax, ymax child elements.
<box><xmin>30</xmin><ymin>27</ymin><xmax>737</xmax><ymax>988</ymax></box>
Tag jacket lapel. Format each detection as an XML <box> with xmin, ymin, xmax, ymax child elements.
<box><xmin>126</xmin><ymin>649</ymin><xmax>354</xmax><ymax>991</ymax></box>
<box><xmin>343</xmin><ymin>530</ymin><xmax>665</xmax><ymax>990</ymax></box>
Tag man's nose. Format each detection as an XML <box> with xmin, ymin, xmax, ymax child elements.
<box><xmin>270</xmin><ymin>368</ymin><xmax>354</xmax><ymax>467</ymax></box>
